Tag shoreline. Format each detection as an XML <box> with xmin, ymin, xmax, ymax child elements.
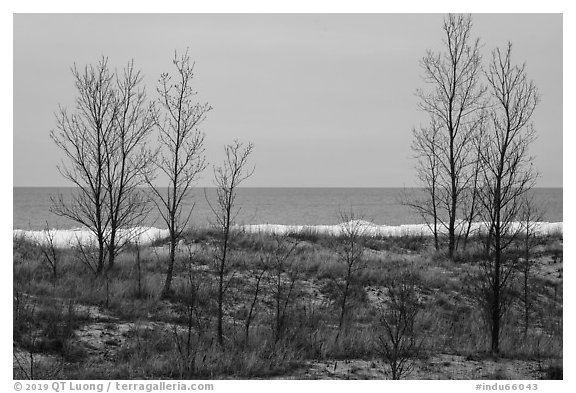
<box><xmin>13</xmin><ymin>220</ymin><xmax>563</xmax><ymax>248</ymax></box>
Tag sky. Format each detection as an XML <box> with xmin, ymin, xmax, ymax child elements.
<box><xmin>12</xmin><ymin>13</ymin><xmax>563</xmax><ymax>187</ymax></box>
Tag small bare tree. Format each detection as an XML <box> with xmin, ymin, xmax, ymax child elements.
<box><xmin>13</xmin><ymin>293</ymin><xmax>64</xmax><ymax>380</ymax></box>
<box><xmin>38</xmin><ymin>222</ymin><xmax>59</xmax><ymax>281</ymax></box>
<box><xmin>243</xmin><ymin>255</ymin><xmax>268</xmax><ymax>345</ymax></box>
<box><xmin>333</xmin><ymin>211</ymin><xmax>367</xmax><ymax>337</ymax></box>
<box><xmin>146</xmin><ymin>50</ymin><xmax>211</xmax><ymax>299</ymax></box>
<box><xmin>172</xmin><ymin>244</ymin><xmax>208</xmax><ymax>377</ymax></box>
<box><xmin>375</xmin><ymin>269</ymin><xmax>422</xmax><ymax>380</ymax></box>
<box><xmin>13</xmin><ymin>299</ymin><xmax>40</xmax><ymax>380</ymax></box>
<box><xmin>476</xmin><ymin>42</ymin><xmax>539</xmax><ymax>354</ymax></box>
<box><xmin>209</xmin><ymin>140</ymin><xmax>254</xmax><ymax>345</ymax></box>
<box><xmin>262</xmin><ymin>234</ymin><xmax>300</xmax><ymax>343</ymax></box>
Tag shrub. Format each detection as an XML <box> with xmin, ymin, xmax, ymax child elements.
<box><xmin>374</xmin><ymin>268</ymin><xmax>423</xmax><ymax>380</ymax></box>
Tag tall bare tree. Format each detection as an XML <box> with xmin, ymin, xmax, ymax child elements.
<box><xmin>146</xmin><ymin>50</ymin><xmax>211</xmax><ymax>299</ymax></box>
<box><xmin>477</xmin><ymin>42</ymin><xmax>539</xmax><ymax>354</ymax></box>
<box><xmin>51</xmin><ymin>58</ymin><xmax>154</xmax><ymax>274</ymax></box>
<box><xmin>51</xmin><ymin>58</ymin><xmax>117</xmax><ymax>274</ymax></box>
<box><xmin>416</xmin><ymin>14</ymin><xmax>486</xmax><ymax>259</ymax></box>
<box><xmin>209</xmin><ymin>140</ymin><xmax>254</xmax><ymax>345</ymax></box>
<box><xmin>103</xmin><ymin>61</ymin><xmax>155</xmax><ymax>269</ymax></box>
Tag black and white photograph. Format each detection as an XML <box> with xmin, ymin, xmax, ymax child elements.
<box><xmin>10</xmin><ymin>7</ymin><xmax>566</xmax><ymax>386</ymax></box>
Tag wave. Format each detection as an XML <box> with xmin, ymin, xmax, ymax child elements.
<box><xmin>239</xmin><ymin>220</ymin><xmax>563</xmax><ymax>238</ymax></box>
<box><xmin>13</xmin><ymin>221</ymin><xmax>562</xmax><ymax>248</ymax></box>
<box><xmin>13</xmin><ymin>226</ymin><xmax>170</xmax><ymax>248</ymax></box>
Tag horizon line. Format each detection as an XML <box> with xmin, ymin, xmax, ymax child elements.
<box><xmin>12</xmin><ymin>185</ymin><xmax>564</xmax><ymax>189</ymax></box>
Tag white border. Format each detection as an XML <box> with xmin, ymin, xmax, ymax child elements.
<box><xmin>3</xmin><ymin>2</ymin><xmax>572</xmax><ymax>391</ymax></box>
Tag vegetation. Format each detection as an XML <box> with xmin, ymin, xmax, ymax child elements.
<box><xmin>476</xmin><ymin>43</ymin><xmax>539</xmax><ymax>354</ymax></box>
<box><xmin>50</xmin><ymin>58</ymin><xmax>154</xmax><ymax>274</ymax></box>
<box><xmin>13</xmin><ymin>229</ymin><xmax>562</xmax><ymax>379</ymax></box>
<box><xmin>413</xmin><ymin>14</ymin><xmax>486</xmax><ymax>259</ymax></box>
<box><xmin>410</xmin><ymin>13</ymin><xmax>542</xmax><ymax>356</ymax></box>
<box><xmin>208</xmin><ymin>140</ymin><xmax>254</xmax><ymax>345</ymax></box>
<box><xmin>145</xmin><ymin>50</ymin><xmax>211</xmax><ymax>299</ymax></box>
<box><xmin>375</xmin><ymin>268</ymin><xmax>422</xmax><ymax>380</ymax></box>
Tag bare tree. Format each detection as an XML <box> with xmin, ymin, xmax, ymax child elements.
<box><xmin>51</xmin><ymin>57</ymin><xmax>154</xmax><ymax>274</ymax></box>
<box><xmin>416</xmin><ymin>14</ymin><xmax>486</xmax><ymax>259</ymax></box>
<box><xmin>209</xmin><ymin>140</ymin><xmax>254</xmax><ymax>345</ymax></box>
<box><xmin>103</xmin><ymin>61</ymin><xmax>155</xmax><ymax>270</ymax></box>
<box><xmin>262</xmin><ymin>235</ymin><xmax>300</xmax><ymax>343</ymax></box>
<box><xmin>477</xmin><ymin>42</ymin><xmax>539</xmax><ymax>354</ymax></box>
<box><xmin>243</xmin><ymin>255</ymin><xmax>268</xmax><ymax>345</ymax></box>
<box><xmin>146</xmin><ymin>50</ymin><xmax>211</xmax><ymax>299</ymax></box>
<box><xmin>333</xmin><ymin>211</ymin><xmax>367</xmax><ymax>337</ymax></box>
<box><xmin>375</xmin><ymin>269</ymin><xmax>422</xmax><ymax>380</ymax></box>
<box><xmin>51</xmin><ymin>58</ymin><xmax>117</xmax><ymax>274</ymax></box>
<box><xmin>13</xmin><ymin>299</ymin><xmax>40</xmax><ymax>380</ymax></box>
<box><xmin>172</xmin><ymin>244</ymin><xmax>208</xmax><ymax>377</ymax></box>
<box><xmin>38</xmin><ymin>222</ymin><xmax>59</xmax><ymax>281</ymax></box>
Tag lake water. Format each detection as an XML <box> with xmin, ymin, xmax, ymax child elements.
<box><xmin>13</xmin><ymin>187</ymin><xmax>563</xmax><ymax>230</ymax></box>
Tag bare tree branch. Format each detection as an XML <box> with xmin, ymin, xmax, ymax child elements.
<box><xmin>144</xmin><ymin>49</ymin><xmax>211</xmax><ymax>299</ymax></box>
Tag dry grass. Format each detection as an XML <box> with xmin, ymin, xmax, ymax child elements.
<box><xmin>13</xmin><ymin>231</ymin><xmax>562</xmax><ymax>379</ymax></box>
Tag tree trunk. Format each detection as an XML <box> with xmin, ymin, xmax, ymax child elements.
<box><xmin>431</xmin><ymin>181</ymin><xmax>439</xmax><ymax>251</ymax></box>
<box><xmin>275</xmin><ymin>273</ymin><xmax>282</xmax><ymax>342</ymax></box>
<box><xmin>338</xmin><ymin>272</ymin><xmax>352</xmax><ymax>335</ymax></box>
<box><xmin>433</xmin><ymin>216</ymin><xmax>439</xmax><ymax>251</ymax></box>
<box><xmin>137</xmin><ymin>243</ymin><xmax>142</xmax><ymax>297</ymax></box>
<box><xmin>449</xmin><ymin>182</ymin><xmax>457</xmax><ymax>259</ymax></box>
<box><xmin>491</xmin><ymin>215</ymin><xmax>501</xmax><ymax>354</ymax></box>
<box><xmin>107</xmin><ymin>235</ymin><xmax>116</xmax><ymax>271</ymax></box>
<box><xmin>523</xmin><ymin>232</ymin><xmax>530</xmax><ymax>336</ymax></box>
<box><xmin>217</xmin><ymin>267</ymin><xmax>224</xmax><ymax>345</ymax></box>
<box><xmin>161</xmin><ymin>236</ymin><xmax>177</xmax><ymax>299</ymax></box>
<box><xmin>217</xmin><ymin>226</ymin><xmax>229</xmax><ymax>346</ymax></box>
<box><xmin>96</xmin><ymin>238</ymin><xmax>105</xmax><ymax>274</ymax></box>
<box><xmin>524</xmin><ymin>267</ymin><xmax>529</xmax><ymax>336</ymax></box>
<box><xmin>448</xmin><ymin>81</ymin><xmax>457</xmax><ymax>260</ymax></box>
<box><xmin>245</xmin><ymin>270</ymin><xmax>264</xmax><ymax>344</ymax></box>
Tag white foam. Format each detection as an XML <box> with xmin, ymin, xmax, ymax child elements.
<box><xmin>13</xmin><ymin>226</ymin><xmax>170</xmax><ymax>248</ymax></box>
<box><xmin>13</xmin><ymin>221</ymin><xmax>562</xmax><ymax>249</ymax></box>
<box><xmin>239</xmin><ymin>220</ymin><xmax>563</xmax><ymax>238</ymax></box>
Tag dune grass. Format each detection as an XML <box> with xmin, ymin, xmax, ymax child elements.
<box><xmin>13</xmin><ymin>229</ymin><xmax>562</xmax><ymax>379</ymax></box>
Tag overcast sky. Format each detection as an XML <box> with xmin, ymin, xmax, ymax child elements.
<box><xmin>13</xmin><ymin>13</ymin><xmax>562</xmax><ymax>187</ymax></box>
